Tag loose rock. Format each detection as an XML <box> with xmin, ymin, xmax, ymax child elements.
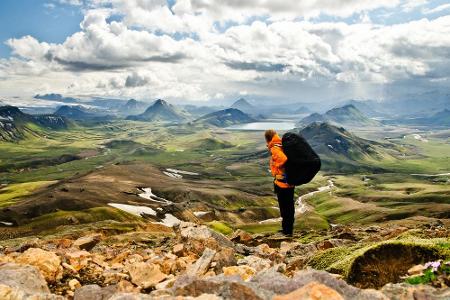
<box><xmin>16</xmin><ymin>248</ymin><xmax>63</xmax><ymax>283</ymax></box>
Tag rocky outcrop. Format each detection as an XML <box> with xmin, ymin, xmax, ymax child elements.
<box><xmin>0</xmin><ymin>222</ymin><xmax>448</xmax><ymax>299</ymax></box>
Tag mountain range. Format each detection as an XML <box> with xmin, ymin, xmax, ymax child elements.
<box><xmin>127</xmin><ymin>99</ymin><xmax>187</xmax><ymax>123</ymax></box>
<box><xmin>298</xmin><ymin>104</ymin><xmax>379</xmax><ymax>127</ymax></box>
<box><xmin>0</xmin><ymin>106</ymin><xmax>69</xmax><ymax>142</ymax></box>
<box><xmin>231</xmin><ymin>98</ymin><xmax>254</xmax><ymax>114</ymax></box>
<box><xmin>193</xmin><ymin>108</ymin><xmax>255</xmax><ymax>127</ymax></box>
<box><xmin>299</xmin><ymin>122</ymin><xmax>383</xmax><ymax>161</ymax></box>
<box><xmin>385</xmin><ymin>109</ymin><xmax>450</xmax><ymax>127</ymax></box>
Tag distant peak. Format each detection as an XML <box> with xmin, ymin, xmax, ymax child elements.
<box><xmin>154</xmin><ymin>99</ymin><xmax>169</xmax><ymax>106</ymax></box>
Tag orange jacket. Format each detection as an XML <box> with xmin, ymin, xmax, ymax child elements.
<box><xmin>268</xmin><ymin>134</ymin><xmax>293</xmax><ymax>188</ymax></box>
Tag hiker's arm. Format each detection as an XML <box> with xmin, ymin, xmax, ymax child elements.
<box><xmin>271</xmin><ymin>147</ymin><xmax>287</xmax><ymax>168</ymax></box>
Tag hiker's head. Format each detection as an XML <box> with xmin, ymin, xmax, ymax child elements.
<box><xmin>265</xmin><ymin>129</ymin><xmax>277</xmax><ymax>143</ymax></box>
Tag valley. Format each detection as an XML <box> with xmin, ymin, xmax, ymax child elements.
<box><xmin>0</xmin><ymin>99</ymin><xmax>448</xmax><ymax>299</ymax></box>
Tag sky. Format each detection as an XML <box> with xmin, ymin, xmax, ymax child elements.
<box><xmin>0</xmin><ymin>0</ymin><xmax>450</xmax><ymax>105</ymax></box>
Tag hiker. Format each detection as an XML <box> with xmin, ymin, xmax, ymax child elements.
<box><xmin>265</xmin><ymin>129</ymin><xmax>295</xmax><ymax>236</ymax></box>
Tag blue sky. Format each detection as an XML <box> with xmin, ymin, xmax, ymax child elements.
<box><xmin>0</xmin><ymin>0</ymin><xmax>449</xmax><ymax>103</ymax></box>
<box><xmin>0</xmin><ymin>0</ymin><xmax>83</xmax><ymax>58</ymax></box>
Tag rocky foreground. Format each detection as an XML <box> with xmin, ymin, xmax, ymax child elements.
<box><xmin>0</xmin><ymin>221</ymin><xmax>449</xmax><ymax>300</ymax></box>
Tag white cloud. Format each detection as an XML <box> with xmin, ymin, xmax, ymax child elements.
<box><xmin>0</xmin><ymin>0</ymin><xmax>449</xmax><ymax>102</ymax></box>
<box><xmin>423</xmin><ymin>3</ymin><xmax>450</xmax><ymax>14</ymax></box>
<box><xmin>58</xmin><ymin>0</ymin><xmax>83</xmax><ymax>6</ymax></box>
<box><xmin>401</xmin><ymin>0</ymin><xmax>428</xmax><ymax>12</ymax></box>
<box><xmin>173</xmin><ymin>0</ymin><xmax>400</xmax><ymax>20</ymax></box>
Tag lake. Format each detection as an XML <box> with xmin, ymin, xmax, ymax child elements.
<box><xmin>226</xmin><ymin>121</ymin><xmax>296</xmax><ymax>131</ymax></box>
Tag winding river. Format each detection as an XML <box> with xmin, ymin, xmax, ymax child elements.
<box><xmin>259</xmin><ymin>180</ymin><xmax>334</xmax><ymax>224</ymax></box>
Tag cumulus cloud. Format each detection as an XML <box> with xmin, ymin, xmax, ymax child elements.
<box><xmin>423</xmin><ymin>3</ymin><xmax>450</xmax><ymax>14</ymax></box>
<box><xmin>172</xmin><ymin>0</ymin><xmax>400</xmax><ymax>20</ymax></box>
<box><xmin>0</xmin><ymin>0</ymin><xmax>449</xmax><ymax>102</ymax></box>
<box><xmin>125</xmin><ymin>72</ymin><xmax>149</xmax><ymax>87</ymax></box>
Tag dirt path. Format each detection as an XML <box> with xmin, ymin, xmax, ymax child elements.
<box><xmin>259</xmin><ymin>179</ymin><xmax>334</xmax><ymax>224</ymax></box>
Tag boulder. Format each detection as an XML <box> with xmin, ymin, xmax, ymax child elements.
<box><xmin>73</xmin><ymin>234</ymin><xmax>102</xmax><ymax>251</ymax></box>
<box><xmin>223</xmin><ymin>266</ymin><xmax>256</xmax><ymax>281</ymax></box>
<box><xmin>237</xmin><ymin>255</ymin><xmax>271</xmax><ymax>272</ymax></box>
<box><xmin>279</xmin><ymin>242</ymin><xmax>300</xmax><ymax>255</ymax></box>
<box><xmin>0</xmin><ymin>284</ymin><xmax>64</xmax><ymax>300</ymax></box>
<box><xmin>0</xmin><ymin>284</ymin><xmax>27</xmax><ymax>300</ymax></box>
<box><xmin>173</xmin><ymin>243</ymin><xmax>186</xmax><ymax>257</ymax></box>
<box><xmin>178</xmin><ymin>222</ymin><xmax>233</xmax><ymax>253</ymax></box>
<box><xmin>109</xmin><ymin>293</ymin><xmax>222</xmax><ymax>299</ymax></box>
<box><xmin>188</xmin><ymin>248</ymin><xmax>217</xmax><ymax>276</ymax></box>
<box><xmin>127</xmin><ymin>262</ymin><xmax>167</xmax><ymax>289</ymax></box>
<box><xmin>213</xmin><ymin>247</ymin><xmax>237</xmax><ymax>273</ymax></box>
<box><xmin>15</xmin><ymin>248</ymin><xmax>63</xmax><ymax>283</ymax></box>
<box><xmin>273</xmin><ymin>282</ymin><xmax>344</xmax><ymax>300</ymax></box>
<box><xmin>74</xmin><ymin>284</ymin><xmax>117</xmax><ymax>300</ymax></box>
<box><xmin>68</xmin><ymin>278</ymin><xmax>82</xmax><ymax>291</ymax></box>
<box><xmin>250</xmin><ymin>269</ymin><xmax>386</xmax><ymax>300</ymax></box>
<box><xmin>0</xmin><ymin>263</ymin><xmax>50</xmax><ymax>294</ymax></box>
<box><xmin>230</xmin><ymin>230</ymin><xmax>254</xmax><ymax>245</ymax></box>
<box><xmin>173</xmin><ymin>275</ymin><xmax>274</xmax><ymax>300</ymax></box>
<box><xmin>381</xmin><ymin>283</ymin><xmax>450</xmax><ymax>300</ymax></box>
<box><xmin>290</xmin><ymin>270</ymin><xmax>387</xmax><ymax>300</ymax></box>
<box><xmin>64</xmin><ymin>250</ymin><xmax>92</xmax><ymax>271</ymax></box>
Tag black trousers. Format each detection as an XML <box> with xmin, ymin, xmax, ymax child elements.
<box><xmin>274</xmin><ymin>184</ymin><xmax>295</xmax><ymax>234</ymax></box>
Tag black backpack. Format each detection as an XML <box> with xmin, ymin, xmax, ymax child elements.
<box><xmin>282</xmin><ymin>132</ymin><xmax>321</xmax><ymax>186</ymax></box>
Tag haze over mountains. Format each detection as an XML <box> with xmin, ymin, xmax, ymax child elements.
<box><xmin>298</xmin><ymin>105</ymin><xmax>379</xmax><ymax>127</ymax></box>
<box><xmin>193</xmin><ymin>108</ymin><xmax>255</xmax><ymax>127</ymax></box>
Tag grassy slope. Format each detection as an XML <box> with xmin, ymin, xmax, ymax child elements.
<box><xmin>0</xmin><ymin>119</ymin><xmax>448</xmax><ymax>238</ymax></box>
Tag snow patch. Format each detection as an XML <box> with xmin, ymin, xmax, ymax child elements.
<box><xmin>410</xmin><ymin>134</ymin><xmax>428</xmax><ymax>142</ymax></box>
<box><xmin>139</xmin><ymin>188</ymin><xmax>172</xmax><ymax>205</ymax></box>
<box><xmin>166</xmin><ymin>168</ymin><xmax>200</xmax><ymax>176</ymax></box>
<box><xmin>108</xmin><ymin>203</ymin><xmax>157</xmax><ymax>217</ymax></box>
<box><xmin>411</xmin><ymin>173</ymin><xmax>450</xmax><ymax>177</ymax></box>
<box><xmin>153</xmin><ymin>214</ymin><xmax>181</xmax><ymax>227</ymax></box>
<box><xmin>0</xmin><ymin>221</ymin><xmax>13</xmax><ymax>226</ymax></box>
<box><xmin>163</xmin><ymin>171</ymin><xmax>182</xmax><ymax>179</ymax></box>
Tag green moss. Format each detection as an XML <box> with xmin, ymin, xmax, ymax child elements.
<box><xmin>0</xmin><ymin>181</ymin><xmax>56</xmax><ymax>207</ymax></box>
<box><xmin>308</xmin><ymin>238</ymin><xmax>450</xmax><ymax>280</ymax></box>
<box><xmin>208</xmin><ymin>221</ymin><xmax>233</xmax><ymax>235</ymax></box>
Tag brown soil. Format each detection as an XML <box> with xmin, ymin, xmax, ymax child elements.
<box><xmin>347</xmin><ymin>243</ymin><xmax>442</xmax><ymax>289</ymax></box>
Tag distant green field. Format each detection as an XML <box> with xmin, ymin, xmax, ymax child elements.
<box><xmin>0</xmin><ymin>120</ymin><xmax>448</xmax><ymax>236</ymax></box>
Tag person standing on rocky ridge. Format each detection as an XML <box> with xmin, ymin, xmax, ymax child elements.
<box><xmin>265</xmin><ymin>129</ymin><xmax>295</xmax><ymax>236</ymax></box>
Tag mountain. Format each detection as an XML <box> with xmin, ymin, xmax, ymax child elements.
<box><xmin>193</xmin><ymin>108</ymin><xmax>255</xmax><ymax>127</ymax></box>
<box><xmin>299</xmin><ymin>105</ymin><xmax>378</xmax><ymax>127</ymax></box>
<box><xmin>54</xmin><ymin>105</ymin><xmax>99</xmax><ymax>120</ymax></box>
<box><xmin>299</xmin><ymin>113</ymin><xmax>327</xmax><ymax>124</ymax></box>
<box><xmin>387</xmin><ymin>109</ymin><xmax>450</xmax><ymax>127</ymax></box>
<box><xmin>34</xmin><ymin>93</ymin><xmax>79</xmax><ymax>104</ymax></box>
<box><xmin>295</xmin><ymin>106</ymin><xmax>311</xmax><ymax>114</ymax></box>
<box><xmin>119</xmin><ymin>99</ymin><xmax>147</xmax><ymax>116</ymax></box>
<box><xmin>431</xmin><ymin>109</ymin><xmax>450</xmax><ymax>125</ymax></box>
<box><xmin>299</xmin><ymin>122</ymin><xmax>384</xmax><ymax>161</ymax></box>
<box><xmin>183</xmin><ymin>105</ymin><xmax>225</xmax><ymax>117</ymax></box>
<box><xmin>231</xmin><ymin>98</ymin><xmax>254</xmax><ymax>114</ymax></box>
<box><xmin>325</xmin><ymin>104</ymin><xmax>378</xmax><ymax>125</ymax></box>
<box><xmin>0</xmin><ymin>106</ymin><xmax>69</xmax><ymax>142</ymax></box>
<box><xmin>343</xmin><ymin>100</ymin><xmax>387</xmax><ymax>118</ymax></box>
<box><xmin>127</xmin><ymin>99</ymin><xmax>187</xmax><ymax>123</ymax></box>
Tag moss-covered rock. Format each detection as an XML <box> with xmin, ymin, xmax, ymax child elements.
<box><xmin>307</xmin><ymin>238</ymin><xmax>450</xmax><ymax>289</ymax></box>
